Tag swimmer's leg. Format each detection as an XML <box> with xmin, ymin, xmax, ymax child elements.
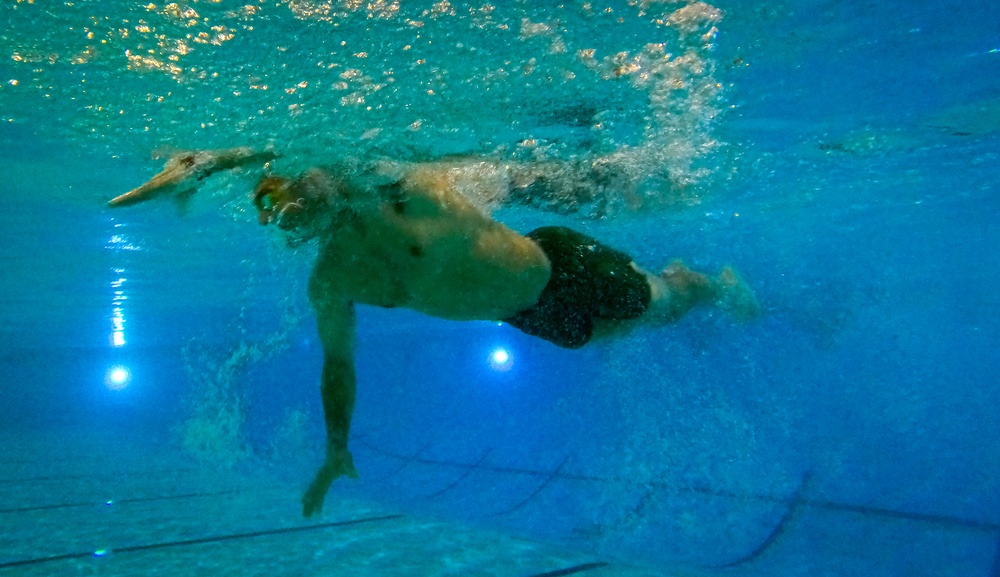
<box><xmin>645</xmin><ymin>261</ymin><xmax>761</xmax><ymax>322</ymax></box>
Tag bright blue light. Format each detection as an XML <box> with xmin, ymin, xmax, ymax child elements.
<box><xmin>105</xmin><ymin>366</ymin><xmax>131</xmax><ymax>391</ymax></box>
<box><xmin>489</xmin><ymin>347</ymin><xmax>513</xmax><ymax>372</ymax></box>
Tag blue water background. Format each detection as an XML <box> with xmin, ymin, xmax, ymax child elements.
<box><xmin>1</xmin><ymin>1</ymin><xmax>999</xmax><ymax>575</ymax></box>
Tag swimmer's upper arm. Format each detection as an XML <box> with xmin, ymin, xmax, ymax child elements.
<box><xmin>364</xmin><ymin>158</ymin><xmax>500</xmax><ymax>218</ymax></box>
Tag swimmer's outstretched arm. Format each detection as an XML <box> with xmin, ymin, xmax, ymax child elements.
<box><xmin>301</xmin><ymin>288</ymin><xmax>359</xmax><ymax>517</ymax></box>
<box><xmin>107</xmin><ymin>146</ymin><xmax>276</xmax><ymax>208</ymax></box>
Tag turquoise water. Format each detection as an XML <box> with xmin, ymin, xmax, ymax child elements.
<box><xmin>2</xmin><ymin>1</ymin><xmax>999</xmax><ymax>575</ymax></box>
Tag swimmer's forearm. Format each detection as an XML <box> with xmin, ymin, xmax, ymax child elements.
<box><xmin>301</xmin><ymin>354</ymin><xmax>358</xmax><ymax>517</ymax></box>
<box><xmin>107</xmin><ymin>146</ymin><xmax>277</xmax><ymax>208</ymax></box>
<box><xmin>321</xmin><ymin>357</ymin><xmax>356</xmax><ymax>453</ymax></box>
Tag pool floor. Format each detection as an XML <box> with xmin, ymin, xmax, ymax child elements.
<box><xmin>0</xmin><ymin>431</ymin><xmax>672</xmax><ymax>577</ymax></box>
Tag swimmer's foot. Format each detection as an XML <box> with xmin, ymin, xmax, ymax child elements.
<box><xmin>652</xmin><ymin>261</ymin><xmax>761</xmax><ymax>322</ymax></box>
<box><xmin>301</xmin><ymin>448</ymin><xmax>359</xmax><ymax>518</ymax></box>
<box><xmin>714</xmin><ymin>266</ymin><xmax>761</xmax><ymax>321</ymax></box>
<box><xmin>653</xmin><ymin>260</ymin><xmax>714</xmax><ymax>321</ymax></box>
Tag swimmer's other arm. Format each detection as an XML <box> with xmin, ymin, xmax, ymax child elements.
<box><xmin>301</xmin><ymin>293</ymin><xmax>360</xmax><ymax>518</ymax></box>
<box><xmin>107</xmin><ymin>146</ymin><xmax>276</xmax><ymax>208</ymax></box>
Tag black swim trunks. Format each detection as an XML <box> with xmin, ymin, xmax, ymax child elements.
<box><xmin>503</xmin><ymin>226</ymin><xmax>651</xmax><ymax>349</ymax></box>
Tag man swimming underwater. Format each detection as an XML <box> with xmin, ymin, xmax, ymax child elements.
<box><xmin>108</xmin><ymin>147</ymin><xmax>760</xmax><ymax>517</ymax></box>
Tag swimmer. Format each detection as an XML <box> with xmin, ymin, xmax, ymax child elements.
<box><xmin>109</xmin><ymin>147</ymin><xmax>760</xmax><ymax>517</ymax></box>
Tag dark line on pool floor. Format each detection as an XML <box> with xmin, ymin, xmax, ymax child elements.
<box><xmin>0</xmin><ymin>467</ymin><xmax>201</xmax><ymax>486</ymax></box>
<box><xmin>424</xmin><ymin>448</ymin><xmax>493</xmax><ymax>499</ymax></box>
<box><xmin>715</xmin><ymin>470</ymin><xmax>813</xmax><ymax>568</ymax></box>
<box><xmin>364</xmin><ymin>439</ymin><xmax>436</xmax><ymax>483</ymax></box>
<box><xmin>0</xmin><ymin>489</ymin><xmax>242</xmax><ymax>515</ymax></box>
<box><xmin>0</xmin><ymin>551</ymin><xmax>91</xmax><ymax>570</ymax></box>
<box><xmin>0</xmin><ymin>514</ymin><xmax>403</xmax><ymax>570</ymax></box>
<box><xmin>359</xmin><ymin>444</ymin><xmax>1000</xmax><ymax>533</ymax></box>
<box><xmin>490</xmin><ymin>455</ymin><xmax>570</xmax><ymax>518</ymax></box>
<box><xmin>525</xmin><ymin>561</ymin><xmax>609</xmax><ymax>577</ymax></box>
<box><xmin>0</xmin><ymin>474</ymin><xmax>94</xmax><ymax>484</ymax></box>
<box><xmin>116</xmin><ymin>514</ymin><xmax>404</xmax><ymax>552</ymax></box>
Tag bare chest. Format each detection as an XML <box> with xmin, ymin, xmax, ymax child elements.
<box><xmin>308</xmin><ymin>214</ymin><xmax>549</xmax><ymax>320</ymax></box>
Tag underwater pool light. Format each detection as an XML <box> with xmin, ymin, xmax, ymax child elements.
<box><xmin>489</xmin><ymin>347</ymin><xmax>513</xmax><ymax>372</ymax></box>
<box><xmin>105</xmin><ymin>366</ymin><xmax>131</xmax><ymax>391</ymax></box>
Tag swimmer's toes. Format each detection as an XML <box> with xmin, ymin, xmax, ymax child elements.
<box><xmin>716</xmin><ymin>267</ymin><xmax>762</xmax><ymax>321</ymax></box>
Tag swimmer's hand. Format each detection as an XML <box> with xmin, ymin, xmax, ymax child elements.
<box><xmin>107</xmin><ymin>146</ymin><xmax>277</xmax><ymax>208</ymax></box>
<box><xmin>301</xmin><ymin>448</ymin><xmax>359</xmax><ymax>518</ymax></box>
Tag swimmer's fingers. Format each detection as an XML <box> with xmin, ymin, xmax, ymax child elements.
<box><xmin>108</xmin><ymin>152</ymin><xmax>202</xmax><ymax>208</ymax></box>
<box><xmin>301</xmin><ymin>470</ymin><xmax>333</xmax><ymax>518</ymax></box>
<box><xmin>301</xmin><ymin>450</ymin><xmax>359</xmax><ymax>517</ymax></box>
<box><xmin>107</xmin><ymin>170</ymin><xmax>187</xmax><ymax>207</ymax></box>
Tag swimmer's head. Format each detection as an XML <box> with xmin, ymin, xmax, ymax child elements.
<box><xmin>253</xmin><ymin>175</ymin><xmax>307</xmax><ymax>230</ymax></box>
<box><xmin>252</xmin><ymin>170</ymin><xmax>346</xmax><ymax>246</ymax></box>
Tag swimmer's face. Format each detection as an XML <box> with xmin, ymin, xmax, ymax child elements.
<box><xmin>253</xmin><ymin>176</ymin><xmax>305</xmax><ymax>230</ymax></box>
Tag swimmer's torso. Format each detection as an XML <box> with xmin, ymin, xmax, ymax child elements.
<box><xmin>306</xmin><ymin>163</ymin><xmax>551</xmax><ymax>321</ymax></box>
